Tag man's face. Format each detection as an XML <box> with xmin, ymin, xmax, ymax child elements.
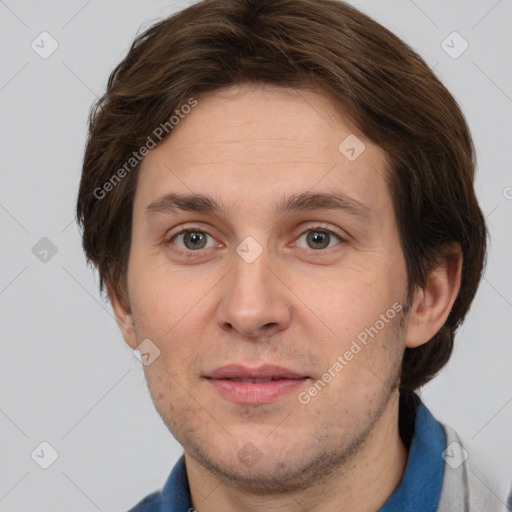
<box><xmin>121</xmin><ymin>85</ymin><xmax>411</xmax><ymax>490</ymax></box>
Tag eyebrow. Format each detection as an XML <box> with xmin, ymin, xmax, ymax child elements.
<box><xmin>145</xmin><ymin>191</ymin><xmax>372</xmax><ymax>220</ymax></box>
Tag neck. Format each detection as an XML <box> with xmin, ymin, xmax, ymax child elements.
<box><xmin>185</xmin><ymin>390</ymin><xmax>409</xmax><ymax>512</ymax></box>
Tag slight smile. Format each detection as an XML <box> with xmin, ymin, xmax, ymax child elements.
<box><xmin>203</xmin><ymin>364</ymin><xmax>311</xmax><ymax>405</ymax></box>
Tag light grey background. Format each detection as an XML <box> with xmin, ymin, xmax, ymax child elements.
<box><xmin>0</xmin><ymin>0</ymin><xmax>511</xmax><ymax>510</ymax></box>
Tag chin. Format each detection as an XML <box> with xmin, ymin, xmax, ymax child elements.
<box><xmin>184</xmin><ymin>434</ymin><xmax>359</xmax><ymax>495</ymax></box>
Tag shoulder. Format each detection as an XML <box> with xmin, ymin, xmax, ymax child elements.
<box><xmin>126</xmin><ymin>455</ymin><xmax>190</xmax><ymax>511</ymax></box>
<box><xmin>437</xmin><ymin>423</ymin><xmax>509</xmax><ymax>512</ymax></box>
<box><xmin>127</xmin><ymin>490</ymin><xmax>163</xmax><ymax>512</ymax></box>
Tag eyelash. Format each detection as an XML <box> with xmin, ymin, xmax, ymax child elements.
<box><xmin>165</xmin><ymin>224</ymin><xmax>345</xmax><ymax>254</ymax></box>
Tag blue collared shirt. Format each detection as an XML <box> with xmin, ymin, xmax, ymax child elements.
<box><xmin>129</xmin><ymin>394</ymin><xmax>446</xmax><ymax>512</ymax></box>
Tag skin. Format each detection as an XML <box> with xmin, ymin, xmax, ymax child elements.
<box><xmin>109</xmin><ymin>84</ymin><xmax>462</xmax><ymax>512</ymax></box>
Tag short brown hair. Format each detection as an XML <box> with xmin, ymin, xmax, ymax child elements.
<box><xmin>76</xmin><ymin>0</ymin><xmax>487</xmax><ymax>391</ymax></box>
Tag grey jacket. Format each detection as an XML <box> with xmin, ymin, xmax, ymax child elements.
<box><xmin>438</xmin><ymin>424</ymin><xmax>509</xmax><ymax>511</ymax></box>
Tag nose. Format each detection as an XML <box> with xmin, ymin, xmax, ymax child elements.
<box><xmin>216</xmin><ymin>247</ymin><xmax>292</xmax><ymax>340</ymax></box>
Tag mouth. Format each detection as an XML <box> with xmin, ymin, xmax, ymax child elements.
<box><xmin>222</xmin><ymin>377</ymin><xmax>293</xmax><ymax>383</ymax></box>
<box><xmin>203</xmin><ymin>364</ymin><xmax>310</xmax><ymax>405</ymax></box>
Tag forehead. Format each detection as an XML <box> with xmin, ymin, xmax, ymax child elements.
<box><xmin>136</xmin><ymin>85</ymin><xmax>391</xmax><ymax>218</ymax></box>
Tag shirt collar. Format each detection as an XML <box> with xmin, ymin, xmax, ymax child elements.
<box><xmin>160</xmin><ymin>455</ymin><xmax>191</xmax><ymax>512</ymax></box>
<box><xmin>378</xmin><ymin>392</ymin><xmax>446</xmax><ymax>511</ymax></box>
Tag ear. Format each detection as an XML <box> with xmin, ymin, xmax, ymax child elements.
<box><xmin>405</xmin><ymin>242</ymin><xmax>463</xmax><ymax>349</ymax></box>
<box><xmin>106</xmin><ymin>280</ymin><xmax>139</xmax><ymax>350</ymax></box>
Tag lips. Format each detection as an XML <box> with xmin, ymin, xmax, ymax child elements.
<box><xmin>204</xmin><ymin>365</ymin><xmax>309</xmax><ymax>405</ymax></box>
<box><xmin>206</xmin><ymin>364</ymin><xmax>307</xmax><ymax>380</ymax></box>
<box><xmin>225</xmin><ymin>378</ymin><xmax>282</xmax><ymax>383</ymax></box>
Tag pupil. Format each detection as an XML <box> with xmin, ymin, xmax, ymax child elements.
<box><xmin>308</xmin><ymin>231</ymin><xmax>329</xmax><ymax>249</ymax></box>
<box><xmin>185</xmin><ymin>232</ymin><xmax>206</xmax><ymax>249</ymax></box>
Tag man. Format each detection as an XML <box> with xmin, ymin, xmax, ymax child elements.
<box><xmin>76</xmin><ymin>0</ymin><xmax>509</xmax><ymax>510</ymax></box>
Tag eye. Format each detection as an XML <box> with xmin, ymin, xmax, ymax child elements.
<box><xmin>168</xmin><ymin>228</ymin><xmax>218</xmax><ymax>251</ymax></box>
<box><xmin>296</xmin><ymin>226</ymin><xmax>344</xmax><ymax>250</ymax></box>
<box><xmin>166</xmin><ymin>225</ymin><xmax>344</xmax><ymax>253</ymax></box>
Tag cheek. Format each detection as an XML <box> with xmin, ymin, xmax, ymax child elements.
<box><xmin>128</xmin><ymin>262</ymin><xmax>201</xmax><ymax>334</ymax></box>
<box><xmin>292</xmin><ymin>270</ymin><xmax>394</xmax><ymax>336</ymax></box>
<box><xmin>142</xmin><ymin>368</ymin><xmax>196</xmax><ymax>433</ymax></box>
<box><xmin>298</xmin><ymin>274</ymin><xmax>406</xmax><ymax>377</ymax></box>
